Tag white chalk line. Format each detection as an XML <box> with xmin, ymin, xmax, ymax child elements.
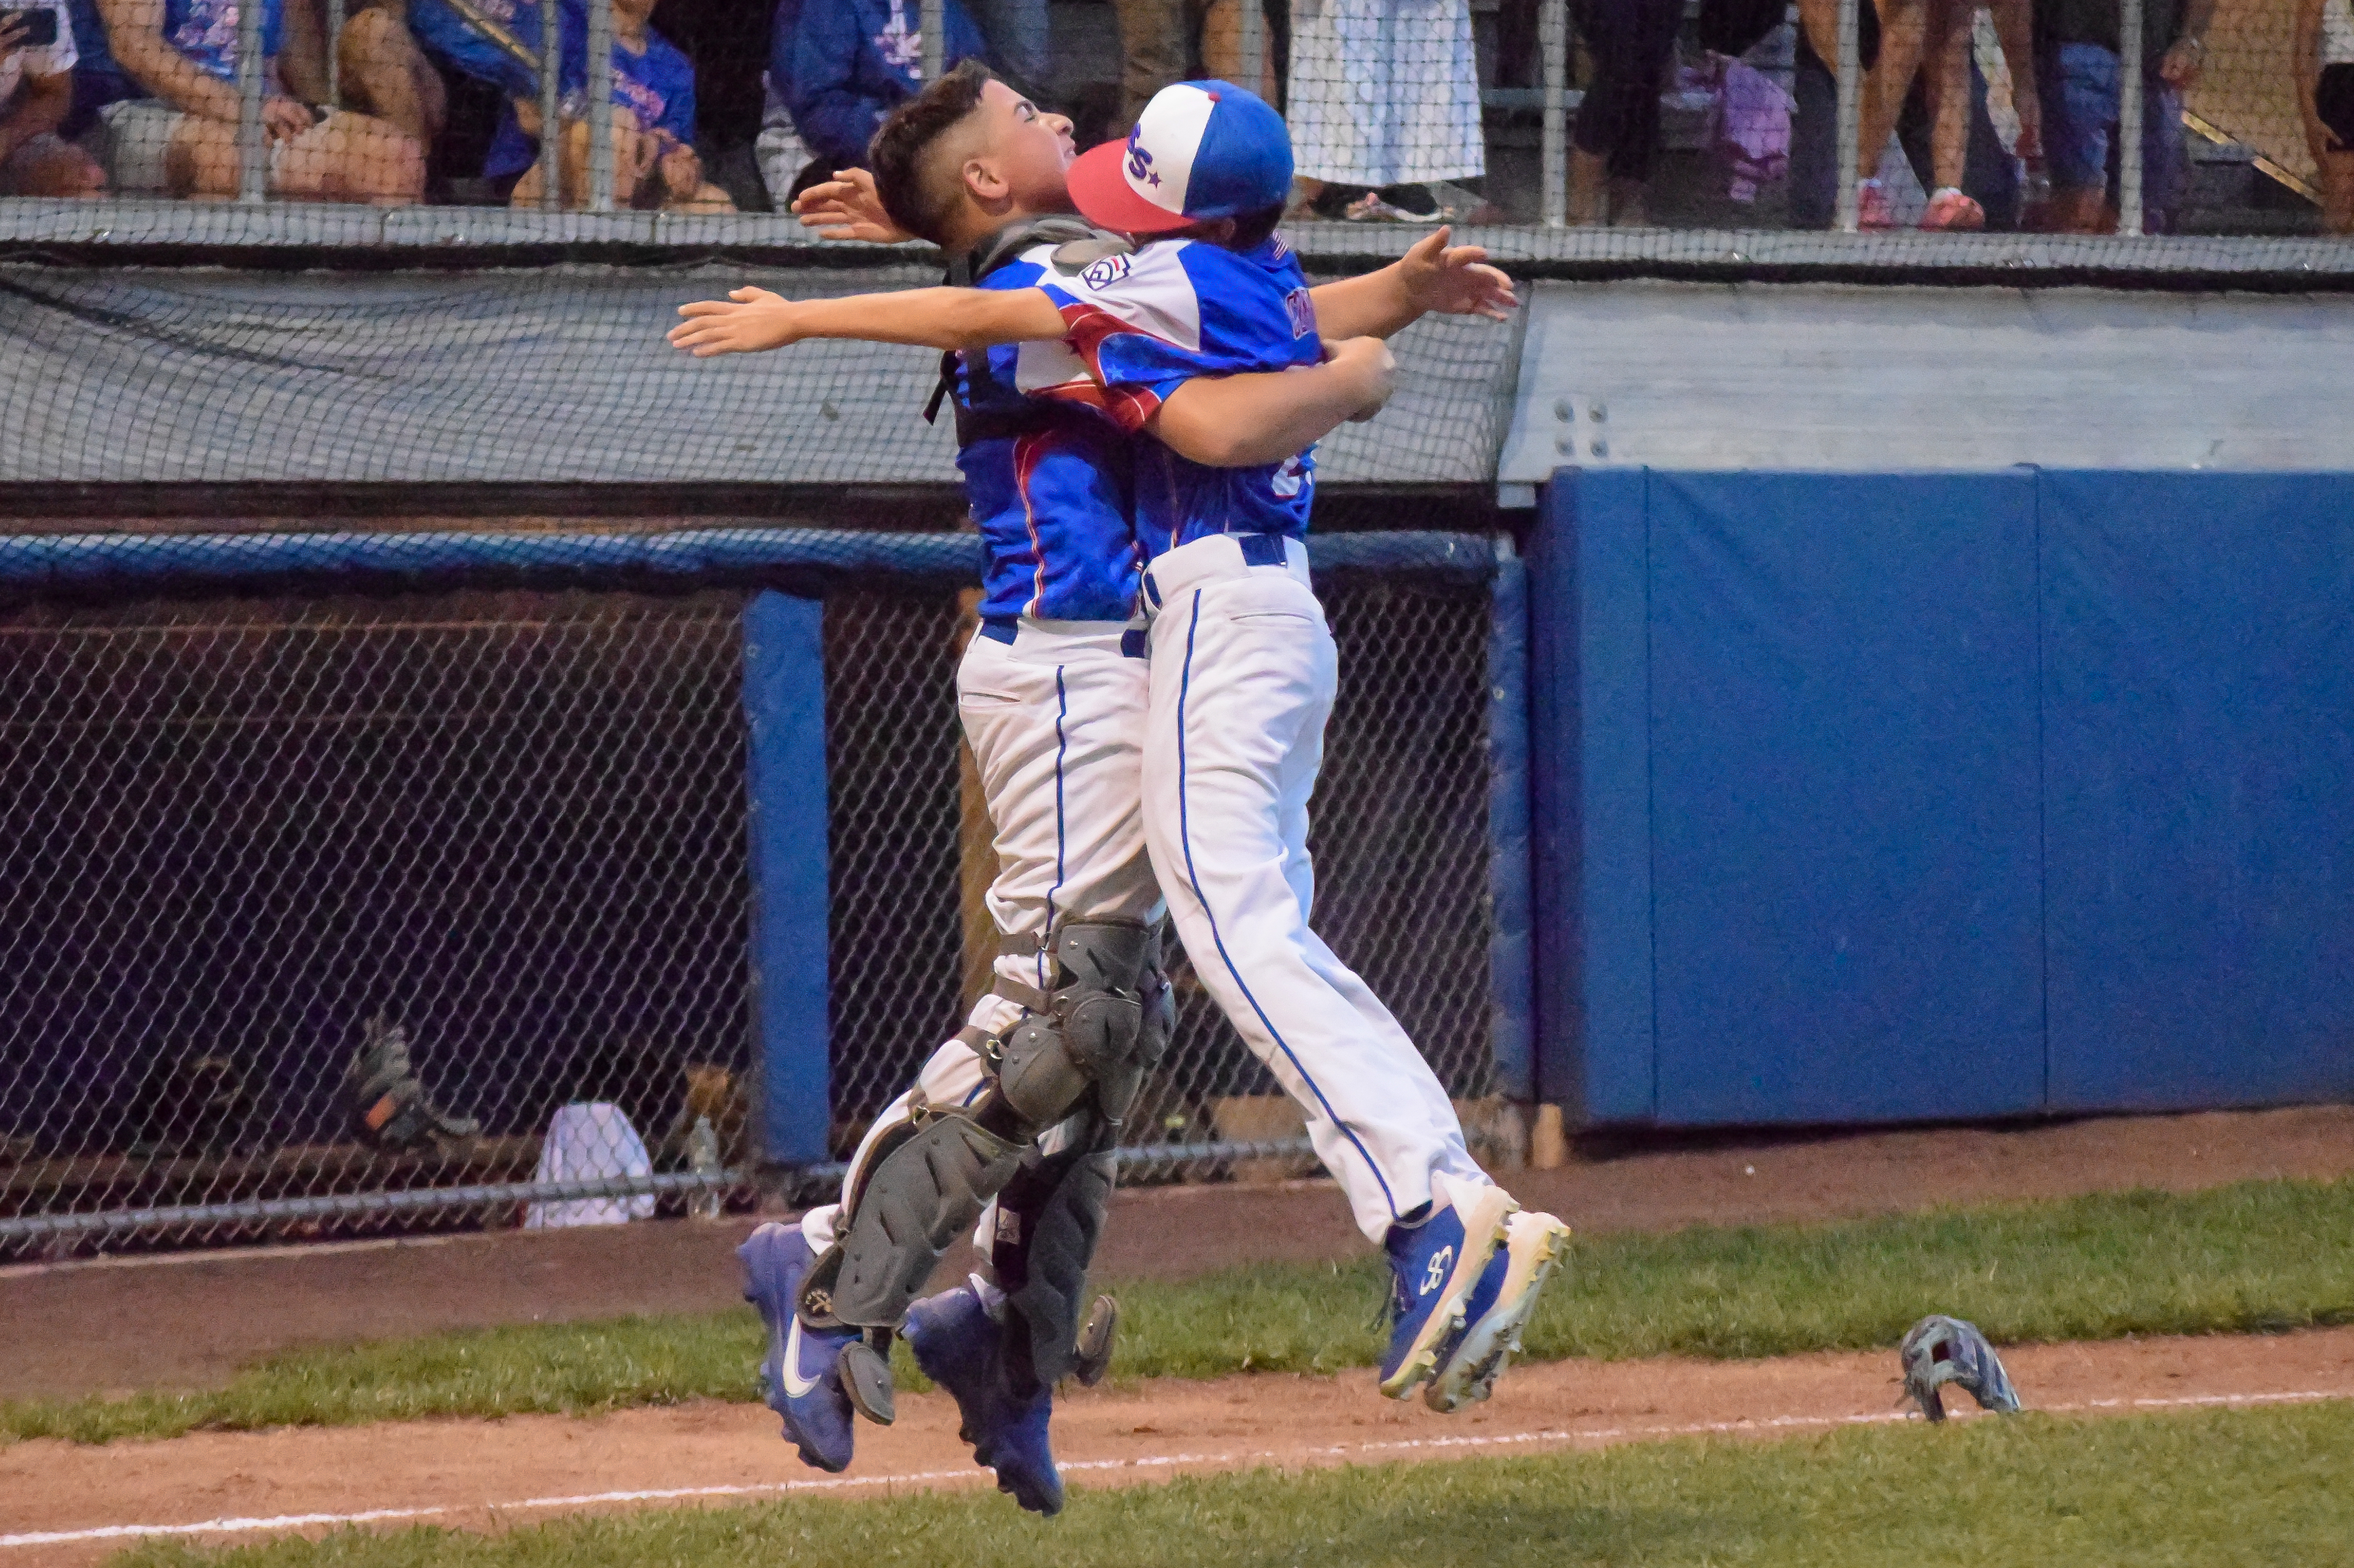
<box><xmin>6</xmin><ymin>1386</ymin><xmax>2348</xmax><ymax>1550</ymax></box>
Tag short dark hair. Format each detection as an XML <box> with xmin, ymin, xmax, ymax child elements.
<box><xmin>1223</xmin><ymin>202</ymin><xmax>1287</xmax><ymax>253</ymax></box>
<box><xmin>867</xmin><ymin>59</ymin><xmax>995</xmax><ymax>245</ymax></box>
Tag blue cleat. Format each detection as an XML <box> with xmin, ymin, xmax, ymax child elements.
<box><xmin>1423</xmin><ymin>1209</ymin><xmax>1574</xmax><ymax>1412</ymax></box>
<box><xmin>1378</xmin><ymin>1177</ymin><xmax>1518</xmax><ymax>1398</ymax></box>
<box><xmin>739</xmin><ymin>1220</ymin><xmax>858</xmax><ymax>1473</ymax></box>
<box><xmin>905</xmin><ymin>1282</ymin><xmax>1065</xmax><ymax>1516</ymax></box>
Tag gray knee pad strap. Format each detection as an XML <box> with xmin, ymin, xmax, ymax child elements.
<box><xmin>827</xmin><ymin>1112</ymin><xmax>1027</xmax><ymax>1329</ymax></box>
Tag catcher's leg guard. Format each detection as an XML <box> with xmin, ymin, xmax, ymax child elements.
<box><xmin>996</xmin><ymin>919</ymin><xmax>1157</xmax><ymax>1131</ymax></box>
<box><xmin>993</xmin><ymin>1125</ymin><xmax>1119</xmax><ymax>1390</ymax></box>
<box><xmin>821</xmin><ymin>1112</ymin><xmax>1028</xmax><ymax>1331</ymax></box>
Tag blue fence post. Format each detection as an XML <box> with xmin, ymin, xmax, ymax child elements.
<box><xmin>742</xmin><ymin>591</ymin><xmax>830</xmax><ymax>1168</ymax></box>
<box><xmin>1487</xmin><ymin>534</ymin><xmax>1536</xmax><ymax>1103</ymax></box>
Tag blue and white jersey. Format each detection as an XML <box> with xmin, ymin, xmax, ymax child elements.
<box><xmin>1032</xmin><ymin>234</ymin><xmax>1322</xmax><ymax>559</ymax></box>
<box><xmin>956</xmin><ymin>244</ymin><xmax>1141</xmax><ymax>624</ymax></box>
<box><xmin>67</xmin><ymin>0</ymin><xmax>281</xmax><ymax>110</ymax></box>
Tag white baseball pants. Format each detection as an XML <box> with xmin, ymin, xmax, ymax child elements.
<box><xmin>802</xmin><ymin>619</ymin><xmax>1158</xmax><ymax>1253</ymax></box>
<box><xmin>1141</xmin><ymin>534</ymin><xmax>1490</xmax><ymax>1243</ymax></box>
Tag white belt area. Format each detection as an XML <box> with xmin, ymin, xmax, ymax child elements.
<box><xmin>1140</xmin><ymin>534</ymin><xmax>1310</xmax><ymax>617</ymax></box>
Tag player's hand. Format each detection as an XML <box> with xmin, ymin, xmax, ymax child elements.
<box><xmin>0</xmin><ymin>14</ymin><xmax>30</xmax><ymax>60</ymax></box>
<box><xmin>1395</xmin><ymin>226</ymin><xmax>1517</xmax><ymax>322</ymax></box>
<box><xmin>668</xmin><ymin>287</ymin><xmax>807</xmax><ymax>357</ymax></box>
<box><xmin>1323</xmin><ymin>335</ymin><xmax>1397</xmax><ymax>422</ymax></box>
<box><xmin>793</xmin><ymin>167</ymin><xmax>914</xmax><ymax>244</ymax></box>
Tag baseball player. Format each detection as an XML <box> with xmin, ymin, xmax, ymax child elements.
<box><xmin>669</xmin><ymin>68</ymin><xmax>1538</xmax><ymax>1512</ymax></box>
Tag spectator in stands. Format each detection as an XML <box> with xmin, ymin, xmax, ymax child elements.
<box><xmin>411</xmin><ymin>0</ymin><xmax>733</xmax><ymax>208</ymax></box>
<box><xmin>70</xmin><ymin>0</ymin><xmax>424</xmax><ymax>199</ymax></box>
<box><xmin>2032</xmin><ymin>0</ymin><xmax>2210</xmax><ymax>232</ymax></box>
<box><xmin>2300</xmin><ymin>0</ymin><xmax>2354</xmax><ymax>232</ymax></box>
<box><xmin>1112</xmin><ymin>0</ymin><xmax>1274</xmax><ymax>135</ymax></box>
<box><xmin>1</xmin><ymin>2</ymin><xmax>106</xmax><ymax>192</ymax></box>
<box><xmin>770</xmin><ymin>0</ymin><xmax>983</xmax><ymax>196</ymax></box>
<box><xmin>1566</xmin><ymin>0</ymin><xmax>1684</xmax><ymax>226</ymax></box>
<box><xmin>1287</xmin><ymin>0</ymin><xmax>1485</xmax><ymax>220</ymax></box>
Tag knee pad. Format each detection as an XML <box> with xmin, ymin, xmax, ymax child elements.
<box><xmin>995</xmin><ymin>918</ymin><xmax>1160</xmax><ymax>1130</ymax></box>
<box><xmin>823</xmin><ymin>1111</ymin><xmax>1027</xmax><ymax>1330</ymax></box>
<box><xmin>993</xmin><ymin>1133</ymin><xmax>1118</xmax><ymax>1390</ymax></box>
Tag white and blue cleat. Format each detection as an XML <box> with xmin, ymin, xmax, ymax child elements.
<box><xmin>905</xmin><ymin>1282</ymin><xmax>1066</xmax><ymax>1516</ymax></box>
<box><xmin>1422</xmin><ymin>1209</ymin><xmax>1574</xmax><ymax>1412</ymax></box>
<box><xmin>739</xmin><ymin>1220</ymin><xmax>859</xmax><ymax>1473</ymax></box>
<box><xmin>1378</xmin><ymin>1176</ymin><xmax>1520</xmax><ymax>1398</ymax></box>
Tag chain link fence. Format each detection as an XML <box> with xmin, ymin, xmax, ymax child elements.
<box><xmin>0</xmin><ymin>539</ymin><xmax>1510</xmax><ymax>1256</ymax></box>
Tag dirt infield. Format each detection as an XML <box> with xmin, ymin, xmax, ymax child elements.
<box><xmin>5</xmin><ymin>1104</ymin><xmax>2350</xmax><ymax>1402</ymax></box>
<box><xmin>6</xmin><ymin>1328</ymin><xmax>2351</xmax><ymax>1565</ymax></box>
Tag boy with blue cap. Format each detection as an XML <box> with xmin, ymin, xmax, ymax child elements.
<box><xmin>672</xmin><ymin>69</ymin><xmax>1563</xmax><ymax>1515</ymax></box>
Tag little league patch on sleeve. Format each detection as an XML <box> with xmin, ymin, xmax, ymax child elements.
<box><xmin>1083</xmin><ymin>254</ymin><xmax>1134</xmax><ymax>290</ymax></box>
<box><xmin>1285</xmin><ymin>287</ymin><xmax>1316</xmax><ymax>339</ymax></box>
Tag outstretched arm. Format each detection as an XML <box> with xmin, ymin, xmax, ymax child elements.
<box><xmin>1148</xmin><ymin>338</ymin><xmax>1397</xmax><ymax>468</ymax></box>
<box><xmin>669</xmin><ymin>284</ymin><xmax>1067</xmax><ymax>356</ymax></box>
<box><xmin>1308</xmin><ymin>226</ymin><xmax>1517</xmax><ymax>340</ymax></box>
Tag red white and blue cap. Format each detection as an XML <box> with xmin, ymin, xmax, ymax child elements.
<box><xmin>1067</xmin><ymin>80</ymin><xmax>1294</xmax><ymax>235</ymax></box>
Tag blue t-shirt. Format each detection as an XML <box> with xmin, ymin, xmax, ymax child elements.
<box><xmin>481</xmin><ymin>16</ymin><xmax>697</xmax><ymax>179</ymax></box>
<box><xmin>954</xmin><ymin>242</ymin><xmax>1142</xmax><ymax>623</ymax></box>
<box><xmin>1035</xmin><ymin>236</ymin><xmax>1323</xmax><ymax>558</ymax></box>
<box><xmin>67</xmin><ymin>0</ymin><xmax>283</xmax><ymax>114</ymax></box>
<box><xmin>775</xmin><ymin>0</ymin><xmax>987</xmax><ymax>166</ymax></box>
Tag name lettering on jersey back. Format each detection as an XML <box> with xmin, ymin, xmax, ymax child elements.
<box><xmin>1283</xmin><ymin>287</ymin><xmax>1315</xmax><ymax>339</ymax></box>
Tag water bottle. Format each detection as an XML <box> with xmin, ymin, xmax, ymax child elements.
<box><xmin>687</xmin><ymin>1114</ymin><xmax>723</xmax><ymax>1220</ymax></box>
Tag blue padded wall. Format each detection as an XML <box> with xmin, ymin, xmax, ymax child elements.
<box><xmin>2041</xmin><ymin>472</ymin><xmax>2354</xmax><ymax>1112</ymax></box>
<box><xmin>1532</xmin><ymin>467</ymin><xmax>2354</xmax><ymax>1127</ymax></box>
<box><xmin>1644</xmin><ymin>472</ymin><xmax>2046</xmax><ymax>1125</ymax></box>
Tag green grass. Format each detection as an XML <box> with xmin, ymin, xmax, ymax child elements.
<box><xmin>111</xmin><ymin>1402</ymin><xmax>2354</xmax><ymax>1568</ymax></box>
<box><xmin>11</xmin><ymin>1177</ymin><xmax>2352</xmax><ymax>1445</ymax></box>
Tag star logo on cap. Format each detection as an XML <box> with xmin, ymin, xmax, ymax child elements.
<box><xmin>1147</xmin><ymin>172</ymin><xmax>1160</xmax><ymax>186</ymax></box>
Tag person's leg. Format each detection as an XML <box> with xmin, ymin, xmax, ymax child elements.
<box><xmin>337</xmin><ymin>3</ymin><xmax>448</xmax><ymax>145</ymax></box>
<box><xmin>1113</xmin><ymin>0</ymin><xmax>1195</xmax><ymax>132</ymax></box>
<box><xmin>1201</xmin><ymin>0</ymin><xmax>1280</xmax><ymax>101</ymax></box>
<box><xmin>1960</xmin><ymin>46</ymin><xmax>2020</xmax><ymax>228</ymax></box>
<box><xmin>1857</xmin><ymin>0</ymin><xmax>1929</xmax><ymax>185</ymax></box>
<box><xmin>2318</xmin><ymin>65</ymin><xmax>2354</xmax><ymax>234</ymax></box>
<box><xmin>1787</xmin><ymin>34</ymin><xmax>1840</xmax><ymax>229</ymax></box>
<box><xmin>2138</xmin><ymin>72</ymin><xmax>2186</xmax><ymax>234</ymax></box>
<box><xmin>1605</xmin><ymin>0</ymin><xmax>1682</xmax><ymax>218</ymax></box>
<box><xmin>0</xmin><ymin>134</ymin><xmax>107</xmax><ymax>197</ymax></box>
<box><xmin>1141</xmin><ymin>556</ymin><xmax>1487</xmax><ymax>1247</ymax></box>
<box><xmin>201</xmin><ymin>110</ymin><xmax>425</xmax><ymax>203</ymax></box>
<box><xmin>2041</xmin><ymin>41</ymin><xmax>2115</xmax><ymax>231</ymax></box>
<box><xmin>1569</xmin><ymin>0</ymin><xmax>1635</xmax><ymax>218</ymax></box>
<box><xmin>1922</xmin><ymin>0</ymin><xmax>1970</xmax><ymax>192</ymax></box>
